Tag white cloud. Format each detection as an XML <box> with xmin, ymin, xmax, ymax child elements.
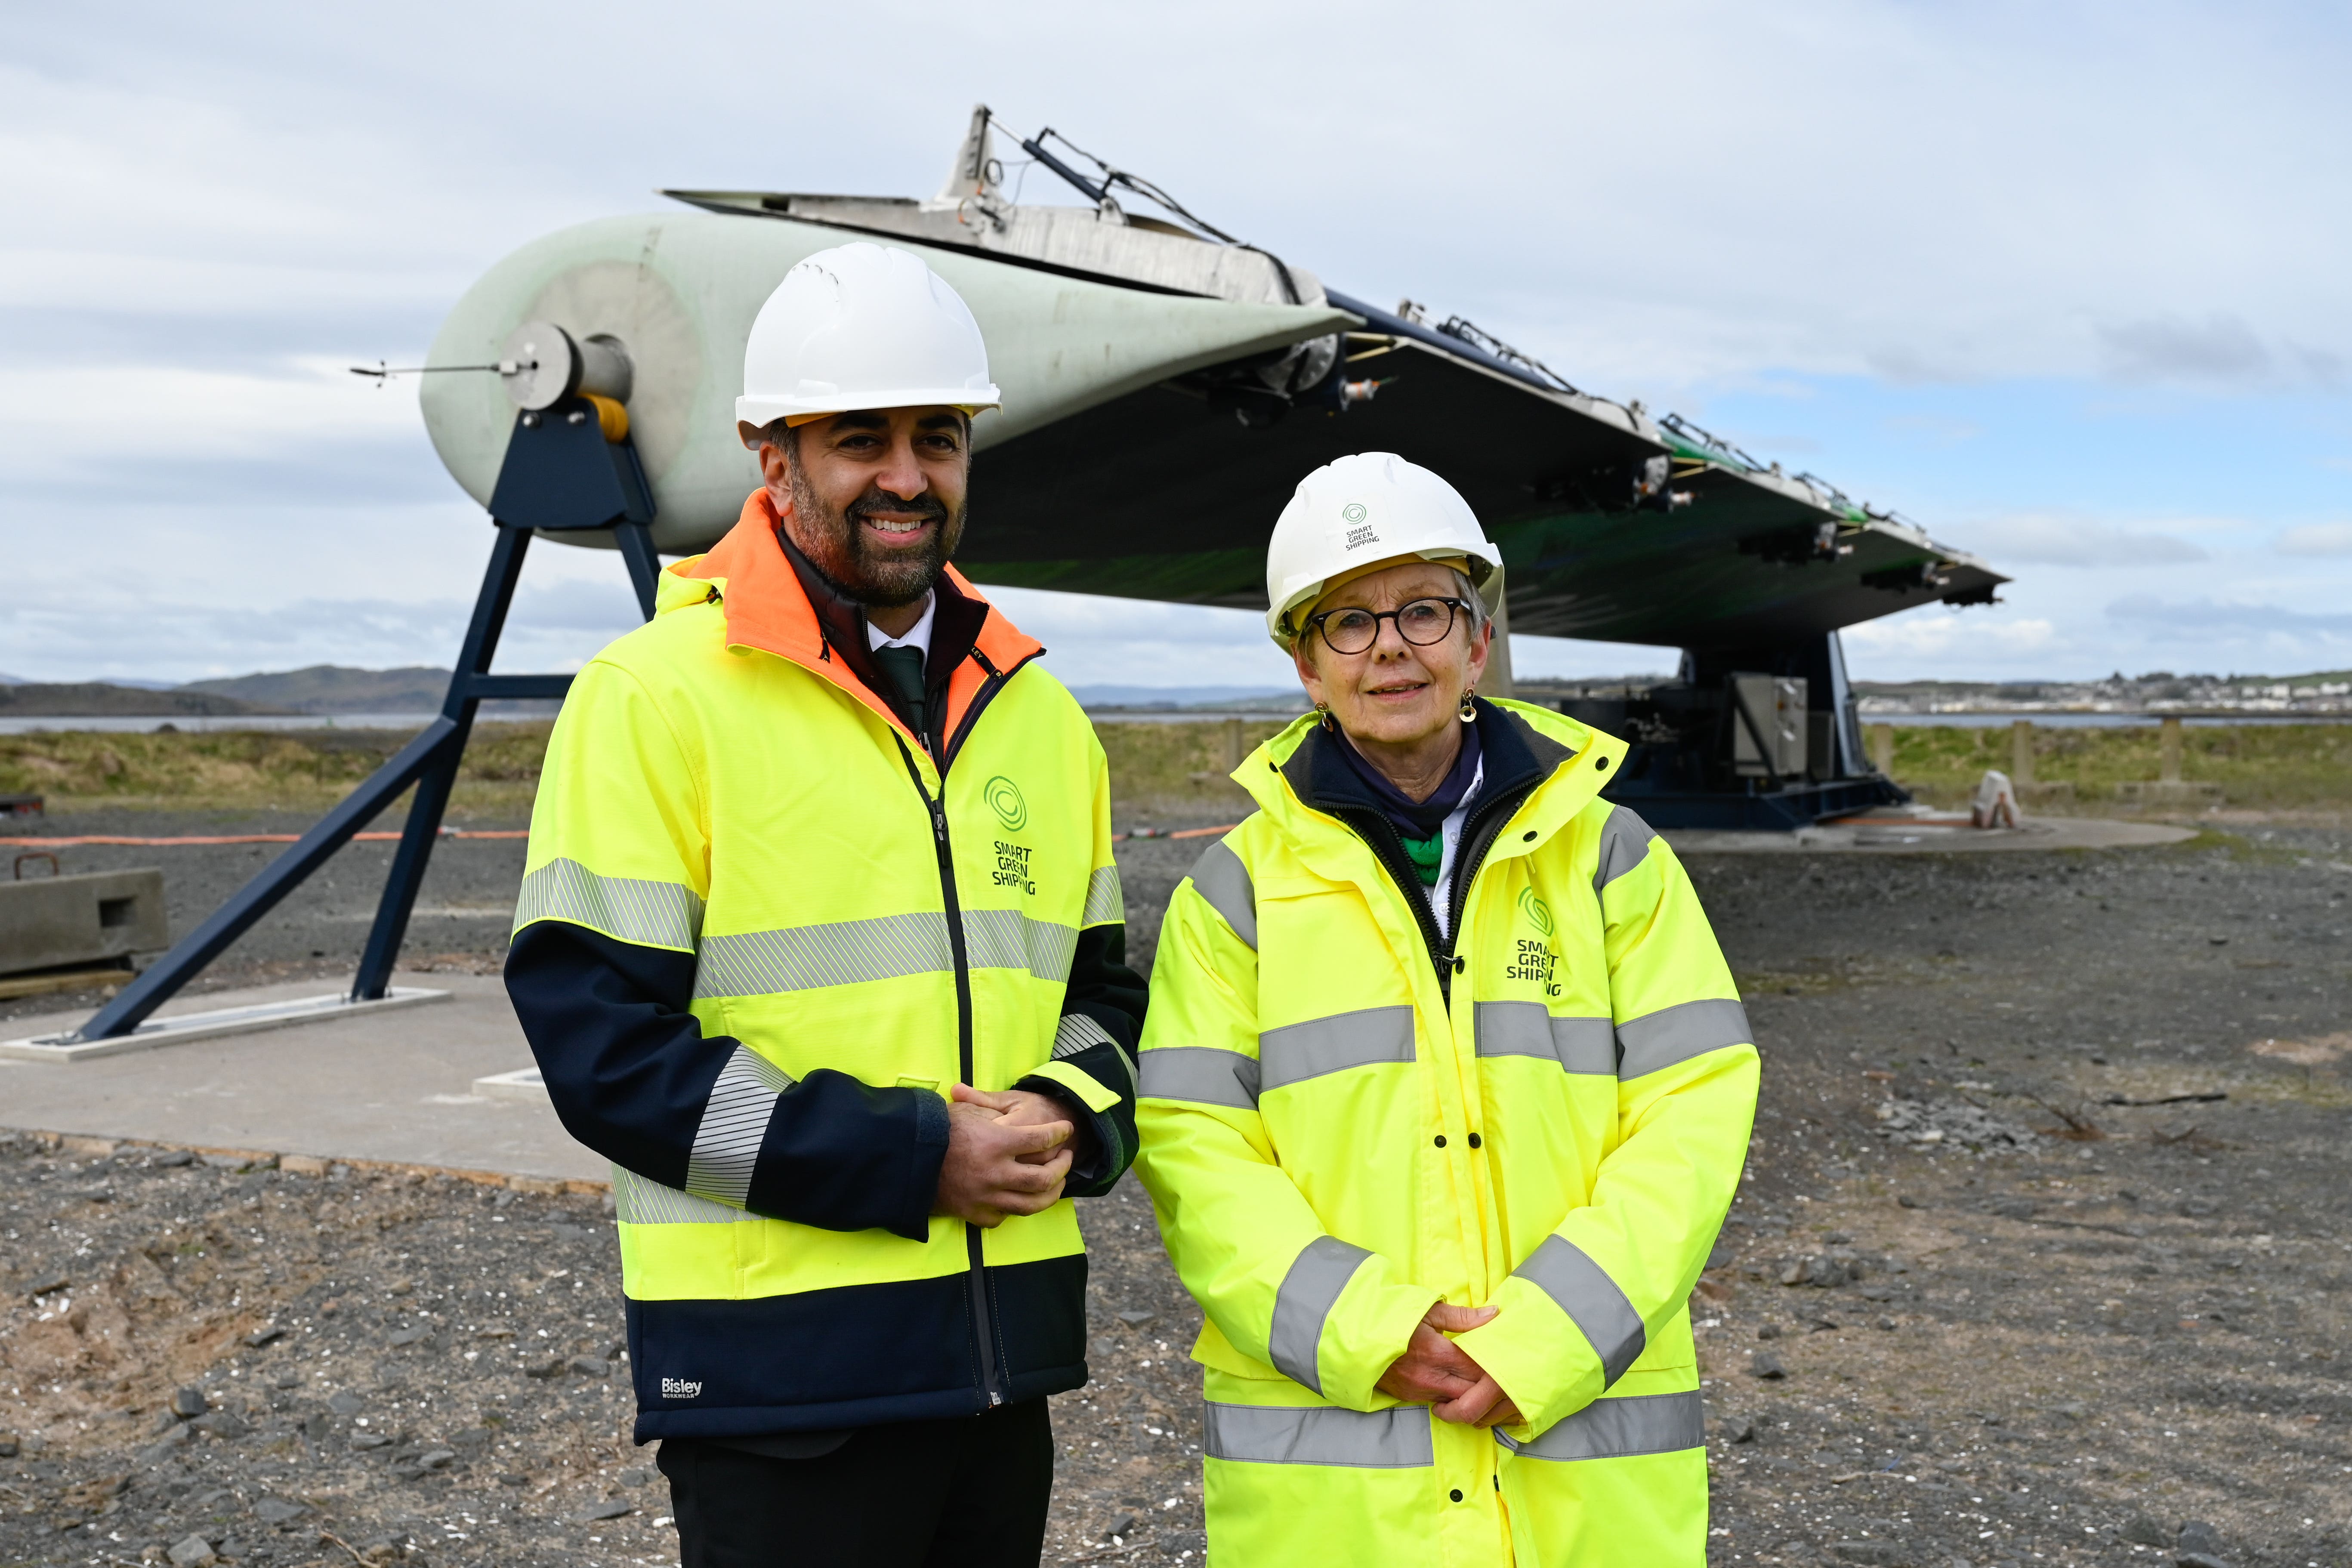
<box><xmin>4</xmin><ymin>0</ymin><xmax>2352</xmax><ymax>692</ymax></box>
<box><xmin>1841</xmin><ymin>611</ymin><xmax>2059</xmax><ymax>665</ymax></box>
<box><xmin>2277</xmin><ymin>522</ymin><xmax>2352</xmax><ymax>557</ymax></box>
<box><xmin>0</xmin><ymin>358</ymin><xmax>418</xmax><ymax>480</ymax></box>
<box><xmin>2107</xmin><ymin>595</ymin><xmax>2352</xmax><ymax>634</ymax></box>
<box><xmin>1951</xmin><ymin>512</ymin><xmax>2211</xmax><ymax>567</ymax></box>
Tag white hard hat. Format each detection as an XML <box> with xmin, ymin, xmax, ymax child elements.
<box><xmin>736</xmin><ymin>242</ymin><xmax>1002</xmax><ymax>429</ymax></box>
<box><xmin>1264</xmin><ymin>453</ymin><xmax>1503</xmax><ymax>648</ymax></box>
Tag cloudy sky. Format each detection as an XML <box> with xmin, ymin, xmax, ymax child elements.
<box><xmin>5</xmin><ymin>1</ymin><xmax>2349</xmax><ymax>691</ymax></box>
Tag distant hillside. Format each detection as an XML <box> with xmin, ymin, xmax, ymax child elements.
<box><xmin>179</xmin><ymin>665</ymin><xmax>454</xmax><ymax>713</ymax></box>
<box><xmin>0</xmin><ymin>683</ymin><xmax>289</xmax><ymax>718</ymax></box>
<box><xmin>1069</xmin><ymin>685</ymin><xmax>1299</xmax><ymax>710</ymax></box>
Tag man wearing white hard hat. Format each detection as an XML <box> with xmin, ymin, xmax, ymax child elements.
<box><xmin>507</xmin><ymin>242</ymin><xmax>1145</xmax><ymax>1565</ymax></box>
<box><xmin>1134</xmin><ymin>453</ymin><xmax>1757</xmax><ymax>1564</ymax></box>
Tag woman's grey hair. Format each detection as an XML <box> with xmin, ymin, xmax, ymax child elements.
<box><xmin>1460</xmin><ymin>589</ymin><xmax>1492</xmax><ymax>637</ymax></box>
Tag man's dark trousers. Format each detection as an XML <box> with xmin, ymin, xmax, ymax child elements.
<box><xmin>657</xmin><ymin>1398</ymin><xmax>1054</xmax><ymax>1567</ymax></box>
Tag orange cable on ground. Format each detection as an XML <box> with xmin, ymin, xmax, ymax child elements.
<box><xmin>1115</xmin><ymin>824</ymin><xmax>1238</xmax><ymax>842</ymax></box>
<box><xmin>0</xmin><ymin>830</ymin><xmax>531</xmax><ymax>848</ymax></box>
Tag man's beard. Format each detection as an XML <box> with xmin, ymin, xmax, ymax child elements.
<box><xmin>785</xmin><ymin>468</ymin><xmax>965</xmax><ymax>610</ymax></box>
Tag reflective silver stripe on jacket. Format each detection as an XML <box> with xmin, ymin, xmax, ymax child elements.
<box><xmin>1267</xmin><ymin>1236</ymin><xmax>1372</xmax><ymax>1394</ymax></box>
<box><xmin>1138</xmin><ymin>1047</ymin><xmax>1261</xmax><ymax>1109</ymax></box>
<box><xmin>1259</xmin><ymin>1006</ymin><xmax>1415</xmax><ymax>1093</ymax></box>
<box><xmin>1080</xmin><ymin>864</ymin><xmax>1125</xmax><ymax>927</ymax></box>
<box><xmin>1204</xmin><ymin>1402</ymin><xmax>1434</xmax><ymax>1468</ymax></box>
<box><xmin>682</xmin><ymin>1045</ymin><xmax>794</xmax><ymax>1208</ymax></box>
<box><xmin>1187</xmin><ymin>840</ymin><xmax>1257</xmax><ymax>949</ymax></box>
<box><xmin>1615</xmin><ymin>997</ymin><xmax>1753</xmax><ymax>1080</ymax></box>
<box><xmin>1474</xmin><ymin>1001</ymin><xmax>1617</xmax><ymax>1075</ymax></box>
<box><xmin>1497</xmin><ymin>1389</ymin><xmax>1705</xmax><ymax>1462</ymax></box>
<box><xmin>963</xmin><ymin>908</ymin><xmax>1079</xmax><ymax>986</ymax></box>
<box><xmin>1053</xmin><ymin>1013</ymin><xmax>1115</xmax><ymax>1059</ymax></box>
<box><xmin>610</xmin><ymin>1164</ymin><xmax>750</xmax><ymax>1225</ymax></box>
<box><xmin>514</xmin><ymin>858</ymin><xmax>703</xmax><ymax>950</ymax></box>
<box><xmin>691</xmin><ymin>910</ymin><xmax>1080</xmax><ymax>1000</ymax></box>
<box><xmin>1514</xmin><ymin>1235</ymin><xmax>1646</xmax><ymax>1386</ymax></box>
<box><xmin>1590</xmin><ymin>805</ymin><xmax>1658</xmax><ymax>895</ymax></box>
<box><xmin>1053</xmin><ymin>1013</ymin><xmax>1136</xmax><ymax>1097</ymax></box>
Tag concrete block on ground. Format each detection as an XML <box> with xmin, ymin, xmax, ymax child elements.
<box><xmin>0</xmin><ymin>866</ymin><xmax>167</xmax><ymax>977</ymax></box>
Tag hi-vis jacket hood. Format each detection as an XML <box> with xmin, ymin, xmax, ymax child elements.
<box><xmin>1135</xmin><ymin>700</ymin><xmax>1758</xmax><ymax>1567</ymax></box>
<box><xmin>665</xmin><ymin>488</ymin><xmax>1045</xmax><ymax>754</ymax></box>
<box><xmin>507</xmin><ymin>489</ymin><xmax>1143</xmax><ymax>1443</ymax></box>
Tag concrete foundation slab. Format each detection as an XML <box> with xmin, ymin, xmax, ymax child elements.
<box><xmin>0</xmin><ymin>971</ymin><xmax>602</xmax><ymax>1184</ymax></box>
<box><xmin>474</xmin><ymin>1064</ymin><xmax>548</xmax><ymax>1101</ymax></box>
<box><xmin>0</xmin><ymin>985</ymin><xmax>447</xmax><ymax>1062</ymax></box>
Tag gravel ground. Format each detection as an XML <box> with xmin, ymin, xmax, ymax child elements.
<box><xmin>2</xmin><ymin>815</ymin><xmax>2347</xmax><ymax>1568</ymax></box>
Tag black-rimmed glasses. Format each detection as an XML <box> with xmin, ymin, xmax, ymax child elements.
<box><xmin>1306</xmin><ymin>597</ymin><xmax>1469</xmax><ymax>655</ymax></box>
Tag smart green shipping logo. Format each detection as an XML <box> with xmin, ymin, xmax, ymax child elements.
<box><xmin>1518</xmin><ymin>887</ymin><xmax>1555</xmax><ymax>938</ymax></box>
<box><xmin>1509</xmin><ymin>888</ymin><xmax>1561</xmax><ymax>996</ymax></box>
<box><xmin>984</xmin><ymin>775</ymin><xmax>1028</xmax><ymax>833</ymax></box>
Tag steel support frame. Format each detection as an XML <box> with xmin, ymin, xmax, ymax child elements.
<box><xmin>71</xmin><ymin>411</ymin><xmax>658</xmax><ymax>1042</ymax></box>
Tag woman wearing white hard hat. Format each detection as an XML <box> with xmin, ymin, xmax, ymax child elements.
<box><xmin>1134</xmin><ymin>453</ymin><xmax>1759</xmax><ymax>1565</ymax></box>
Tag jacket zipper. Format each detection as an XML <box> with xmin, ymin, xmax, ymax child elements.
<box><xmin>1336</xmin><ymin>807</ymin><xmax>1453</xmax><ymax>995</ymax></box>
<box><xmin>894</xmin><ymin>734</ymin><xmax>1004</xmax><ymax>1408</ymax></box>
<box><xmin>1444</xmin><ymin>787</ymin><xmax>1531</xmax><ymax>967</ymax></box>
<box><xmin>889</xmin><ymin>649</ymin><xmax>1033</xmax><ymax>1413</ymax></box>
<box><xmin>1333</xmin><ymin>781</ymin><xmax>1535</xmax><ymax>1005</ymax></box>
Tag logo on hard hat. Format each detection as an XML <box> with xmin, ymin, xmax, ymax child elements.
<box><xmin>1341</xmin><ymin>502</ymin><xmax>1368</xmax><ymax>524</ymax></box>
<box><xmin>1338</xmin><ymin>501</ymin><xmax>1379</xmax><ymax>552</ymax></box>
<box><xmin>984</xmin><ymin>776</ymin><xmax>1028</xmax><ymax>833</ymax></box>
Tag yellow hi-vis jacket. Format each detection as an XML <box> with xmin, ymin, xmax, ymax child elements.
<box><xmin>1135</xmin><ymin>701</ymin><xmax>1757</xmax><ymax>1566</ymax></box>
<box><xmin>507</xmin><ymin>492</ymin><xmax>1142</xmax><ymax>1442</ymax></box>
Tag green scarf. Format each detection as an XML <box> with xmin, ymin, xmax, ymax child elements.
<box><xmin>1398</xmin><ymin>827</ymin><xmax>1443</xmax><ymax>886</ymax></box>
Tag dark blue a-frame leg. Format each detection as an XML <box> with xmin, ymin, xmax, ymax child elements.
<box><xmin>71</xmin><ymin>402</ymin><xmax>656</xmax><ymax>1042</ymax></box>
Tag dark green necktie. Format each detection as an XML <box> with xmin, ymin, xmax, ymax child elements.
<box><xmin>870</xmin><ymin>644</ymin><xmax>928</xmax><ymax>739</ymax></box>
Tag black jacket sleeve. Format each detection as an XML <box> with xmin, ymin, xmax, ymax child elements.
<box><xmin>505</xmin><ymin>921</ymin><xmax>949</xmax><ymax>1240</ymax></box>
<box><xmin>1015</xmin><ymin>921</ymin><xmax>1148</xmax><ymax>1198</ymax></box>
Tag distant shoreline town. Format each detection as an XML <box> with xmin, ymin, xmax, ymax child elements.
<box><xmin>3</xmin><ymin>664</ymin><xmax>2349</xmax><ymax>723</ymax></box>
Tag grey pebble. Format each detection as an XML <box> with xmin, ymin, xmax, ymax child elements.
<box><xmin>169</xmin><ymin>1387</ymin><xmax>208</xmax><ymax>1418</ymax></box>
<box><xmin>1749</xmin><ymin>1353</ymin><xmax>1787</xmax><ymax>1380</ymax></box>
<box><xmin>167</xmin><ymin>1533</ymin><xmax>217</xmax><ymax>1567</ymax></box>
<box><xmin>191</xmin><ymin>1410</ymin><xmax>250</xmax><ymax>1439</ymax></box>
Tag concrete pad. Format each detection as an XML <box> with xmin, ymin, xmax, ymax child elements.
<box><xmin>473</xmin><ymin>1064</ymin><xmax>548</xmax><ymax>1101</ymax></box>
<box><xmin>0</xmin><ymin>971</ymin><xmax>602</xmax><ymax>1185</ymax></box>
<box><xmin>1664</xmin><ymin>815</ymin><xmax>2198</xmax><ymax>855</ymax></box>
<box><xmin>0</xmin><ymin>985</ymin><xmax>448</xmax><ymax>1062</ymax></box>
